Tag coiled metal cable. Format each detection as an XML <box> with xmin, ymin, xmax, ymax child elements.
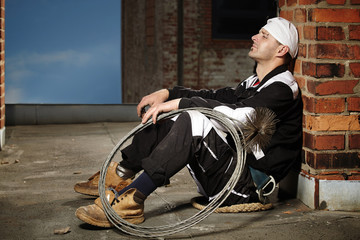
<box><xmin>99</xmin><ymin>107</ymin><xmax>246</xmax><ymax>238</ymax></box>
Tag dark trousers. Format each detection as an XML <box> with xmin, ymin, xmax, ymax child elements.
<box><xmin>121</xmin><ymin>112</ymin><xmax>258</xmax><ymax>205</ymax></box>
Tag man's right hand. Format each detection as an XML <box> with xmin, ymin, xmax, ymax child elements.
<box><xmin>137</xmin><ymin>89</ymin><xmax>170</xmax><ymax>117</ymax></box>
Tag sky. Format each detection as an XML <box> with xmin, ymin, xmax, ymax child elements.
<box><xmin>5</xmin><ymin>0</ymin><xmax>122</xmax><ymax>104</ymax></box>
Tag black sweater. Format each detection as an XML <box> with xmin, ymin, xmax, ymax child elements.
<box><xmin>168</xmin><ymin>65</ymin><xmax>303</xmax><ymax>182</ymax></box>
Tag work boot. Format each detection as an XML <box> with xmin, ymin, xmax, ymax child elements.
<box><xmin>74</xmin><ymin>162</ymin><xmax>132</xmax><ymax>196</ymax></box>
<box><xmin>75</xmin><ymin>188</ymin><xmax>146</xmax><ymax>227</ymax></box>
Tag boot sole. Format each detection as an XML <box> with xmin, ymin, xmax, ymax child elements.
<box><xmin>75</xmin><ymin>209</ymin><xmax>145</xmax><ymax>227</ymax></box>
<box><xmin>74</xmin><ymin>186</ymin><xmax>99</xmax><ymax>197</ymax></box>
<box><xmin>75</xmin><ymin>208</ymin><xmax>113</xmax><ymax>228</ymax></box>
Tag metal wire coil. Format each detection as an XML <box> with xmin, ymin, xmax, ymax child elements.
<box><xmin>99</xmin><ymin>107</ymin><xmax>246</xmax><ymax>238</ymax></box>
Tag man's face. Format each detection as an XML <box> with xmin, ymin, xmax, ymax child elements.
<box><xmin>248</xmin><ymin>28</ymin><xmax>281</xmax><ymax>62</ymax></box>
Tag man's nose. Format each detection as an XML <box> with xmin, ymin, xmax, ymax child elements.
<box><xmin>251</xmin><ymin>34</ymin><xmax>258</xmax><ymax>42</ymax></box>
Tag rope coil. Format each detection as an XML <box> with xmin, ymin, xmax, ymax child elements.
<box><xmin>99</xmin><ymin>108</ymin><xmax>247</xmax><ymax>238</ymax></box>
<box><xmin>191</xmin><ymin>197</ymin><xmax>273</xmax><ymax>213</ymax></box>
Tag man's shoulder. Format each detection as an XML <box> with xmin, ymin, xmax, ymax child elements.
<box><xmin>258</xmin><ymin>71</ymin><xmax>299</xmax><ymax>98</ymax></box>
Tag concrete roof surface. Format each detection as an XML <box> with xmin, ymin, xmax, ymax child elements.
<box><xmin>1</xmin><ymin>122</ymin><xmax>359</xmax><ymax>240</ymax></box>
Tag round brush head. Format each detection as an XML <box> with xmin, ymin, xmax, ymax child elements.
<box><xmin>240</xmin><ymin>107</ymin><xmax>278</xmax><ymax>153</ymax></box>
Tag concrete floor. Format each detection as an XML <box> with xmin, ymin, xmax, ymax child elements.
<box><xmin>0</xmin><ymin>122</ymin><xmax>359</xmax><ymax>240</ymax></box>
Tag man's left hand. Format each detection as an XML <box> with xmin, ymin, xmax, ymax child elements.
<box><xmin>141</xmin><ymin>99</ymin><xmax>181</xmax><ymax>124</ymax></box>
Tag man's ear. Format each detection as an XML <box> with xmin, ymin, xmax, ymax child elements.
<box><xmin>277</xmin><ymin>45</ymin><xmax>290</xmax><ymax>57</ymax></box>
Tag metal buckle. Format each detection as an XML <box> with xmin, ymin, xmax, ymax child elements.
<box><xmin>256</xmin><ymin>175</ymin><xmax>276</xmax><ymax>204</ymax></box>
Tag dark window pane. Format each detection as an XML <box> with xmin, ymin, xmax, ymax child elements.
<box><xmin>212</xmin><ymin>0</ymin><xmax>278</xmax><ymax>40</ymax></box>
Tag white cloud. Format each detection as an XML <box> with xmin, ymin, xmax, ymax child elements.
<box><xmin>6</xmin><ymin>48</ymin><xmax>94</xmax><ymax>84</ymax></box>
<box><xmin>6</xmin><ymin>68</ymin><xmax>34</xmax><ymax>83</ymax></box>
<box><xmin>5</xmin><ymin>43</ymin><xmax>120</xmax><ymax>103</ymax></box>
<box><xmin>36</xmin><ymin>50</ymin><xmax>92</xmax><ymax>66</ymax></box>
<box><xmin>5</xmin><ymin>87</ymin><xmax>23</xmax><ymax>103</ymax></box>
<box><xmin>8</xmin><ymin>49</ymin><xmax>92</xmax><ymax>67</ymax></box>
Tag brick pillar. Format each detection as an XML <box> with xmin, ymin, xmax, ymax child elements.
<box><xmin>0</xmin><ymin>0</ymin><xmax>5</xmax><ymax>150</ymax></box>
<box><xmin>161</xmin><ymin>1</ymin><xmax>178</xmax><ymax>89</ymax></box>
<box><xmin>280</xmin><ymin>0</ymin><xmax>360</xmax><ymax>210</ymax></box>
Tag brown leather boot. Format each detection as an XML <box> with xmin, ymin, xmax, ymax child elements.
<box><xmin>75</xmin><ymin>188</ymin><xmax>146</xmax><ymax>228</ymax></box>
<box><xmin>74</xmin><ymin>162</ymin><xmax>132</xmax><ymax>196</ymax></box>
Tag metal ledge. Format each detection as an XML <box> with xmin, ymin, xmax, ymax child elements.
<box><xmin>5</xmin><ymin>104</ymin><xmax>139</xmax><ymax>125</ymax></box>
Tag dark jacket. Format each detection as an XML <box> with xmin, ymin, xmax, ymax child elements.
<box><xmin>168</xmin><ymin>65</ymin><xmax>303</xmax><ymax>182</ymax></box>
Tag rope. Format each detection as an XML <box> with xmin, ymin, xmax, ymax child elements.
<box><xmin>191</xmin><ymin>197</ymin><xmax>273</xmax><ymax>213</ymax></box>
<box><xmin>98</xmin><ymin>108</ymin><xmax>247</xmax><ymax>238</ymax></box>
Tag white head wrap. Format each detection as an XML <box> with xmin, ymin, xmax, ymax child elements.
<box><xmin>263</xmin><ymin>17</ymin><xmax>299</xmax><ymax>58</ymax></box>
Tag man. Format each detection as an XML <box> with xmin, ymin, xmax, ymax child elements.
<box><xmin>75</xmin><ymin>17</ymin><xmax>303</xmax><ymax>227</ymax></box>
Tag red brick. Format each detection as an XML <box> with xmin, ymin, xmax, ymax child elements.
<box><xmin>302</xmin><ymin>62</ymin><xmax>315</xmax><ymax>76</ymax></box>
<box><xmin>317</xmin><ymin>26</ymin><xmax>345</xmax><ymax>41</ymax></box>
<box><xmin>302</xmin><ymin>62</ymin><xmax>345</xmax><ymax>78</ymax></box>
<box><xmin>287</xmin><ymin>0</ymin><xmax>298</xmax><ymax>6</ymax></box>
<box><xmin>280</xmin><ymin>10</ymin><xmax>293</xmax><ymax>21</ymax></box>
<box><xmin>299</xmin><ymin>0</ymin><xmax>319</xmax><ymax>4</ymax></box>
<box><xmin>349</xmin><ymin>25</ymin><xmax>360</xmax><ymax>40</ymax></box>
<box><xmin>349</xmin><ymin>174</ymin><xmax>360</xmax><ymax>181</ymax></box>
<box><xmin>304</xmin><ymin>132</ymin><xmax>345</xmax><ymax>150</ymax></box>
<box><xmin>316</xmin><ymin>63</ymin><xmax>344</xmax><ymax>78</ymax></box>
<box><xmin>0</xmin><ymin>29</ymin><xmax>4</xmax><ymax>40</ymax></box>
<box><xmin>298</xmin><ymin>43</ymin><xmax>306</xmax><ymax>58</ymax></box>
<box><xmin>0</xmin><ymin>95</ymin><xmax>4</xmax><ymax>108</ymax></box>
<box><xmin>304</xmin><ymin>151</ymin><xmax>322</xmax><ymax>169</ymax></box>
<box><xmin>351</xmin><ymin>0</ymin><xmax>360</xmax><ymax>4</ymax></box>
<box><xmin>303</xmin><ymin>95</ymin><xmax>345</xmax><ymax>113</ymax></box>
<box><xmin>295</xmin><ymin>76</ymin><xmax>306</xmax><ymax>89</ymax></box>
<box><xmin>147</xmin><ymin>0</ymin><xmax>155</xmax><ymax>8</ymax></box>
<box><xmin>306</xmin><ymin>151</ymin><xmax>360</xmax><ymax>169</ymax></box>
<box><xmin>348</xmin><ymin>97</ymin><xmax>360</xmax><ymax>111</ymax></box>
<box><xmin>294</xmin><ymin>59</ymin><xmax>302</xmax><ymax>74</ymax></box>
<box><xmin>0</xmin><ymin>117</ymin><xmax>4</xmax><ymax>129</ymax></box>
<box><xmin>326</xmin><ymin>0</ymin><xmax>346</xmax><ymax>4</ymax></box>
<box><xmin>309</xmin><ymin>43</ymin><xmax>360</xmax><ymax>60</ymax></box>
<box><xmin>297</xmin><ymin>25</ymin><xmax>303</xmax><ymax>41</ymax></box>
<box><xmin>307</xmin><ymin>80</ymin><xmax>358</xmax><ymax>95</ymax></box>
<box><xmin>0</xmin><ymin>74</ymin><xmax>3</xmax><ymax>85</ymax></box>
<box><xmin>332</xmin><ymin>153</ymin><xmax>360</xmax><ymax>169</ymax></box>
<box><xmin>303</xmin><ymin>25</ymin><xmax>316</xmax><ymax>40</ymax></box>
<box><xmin>350</xmin><ymin>63</ymin><xmax>360</xmax><ymax>77</ymax></box>
<box><xmin>146</xmin><ymin>36</ymin><xmax>154</xmax><ymax>46</ymax></box>
<box><xmin>278</xmin><ymin>0</ymin><xmax>286</xmax><ymax>7</ymax></box>
<box><xmin>317</xmin><ymin>98</ymin><xmax>346</xmax><ymax>113</ymax></box>
<box><xmin>309</xmin><ymin>9</ymin><xmax>360</xmax><ymax>23</ymax></box>
<box><xmin>349</xmin><ymin>134</ymin><xmax>360</xmax><ymax>149</ymax></box>
<box><xmin>294</xmin><ymin>8</ymin><xmax>307</xmax><ymax>23</ymax></box>
<box><xmin>305</xmin><ymin>114</ymin><xmax>360</xmax><ymax>131</ymax></box>
<box><xmin>146</xmin><ymin>27</ymin><xmax>155</xmax><ymax>36</ymax></box>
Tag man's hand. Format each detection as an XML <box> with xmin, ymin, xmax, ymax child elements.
<box><xmin>141</xmin><ymin>99</ymin><xmax>181</xmax><ymax>124</ymax></box>
<box><xmin>137</xmin><ymin>89</ymin><xmax>170</xmax><ymax>117</ymax></box>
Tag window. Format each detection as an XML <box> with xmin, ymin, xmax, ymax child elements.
<box><xmin>5</xmin><ymin>0</ymin><xmax>121</xmax><ymax>104</ymax></box>
<box><xmin>212</xmin><ymin>0</ymin><xmax>278</xmax><ymax>40</ymax></box>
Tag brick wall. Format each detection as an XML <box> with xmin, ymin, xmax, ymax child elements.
<box><xmin>280</xmin><ymin>0</ymin><xmax>360</xmax><ymax>209</ymax></box>
<box><xmin>0</xmin><ymin>0</ymin><xmax>5</xmax><ymax>150</ymax></box>
<box><xmin>122</xmin><ymin>0</ymin><xmax>254</xmax><ymax>103</ymax></box>
<box><xmin>181</xmin><ymin>0</ymin><xmax>254</xmax><ymax>90</ymax></box>
<box><xmin>122</xmin><ymin>0</ymin><xmax>178</xmax><ymax>103</ymax></box>
<box><xmin>122</xmin><ymin>0</ymin><xmax>360</xmax><ymax>209</ymax></box>
<box><xmin>195</xmin><ymin>0</ymin><xmax>254</xmax><ymax>89</ymax></box>
<box><xmin>160</xmin><ymin>0</ymin><xmax>178</xmax><ymax>89</ymax></box>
